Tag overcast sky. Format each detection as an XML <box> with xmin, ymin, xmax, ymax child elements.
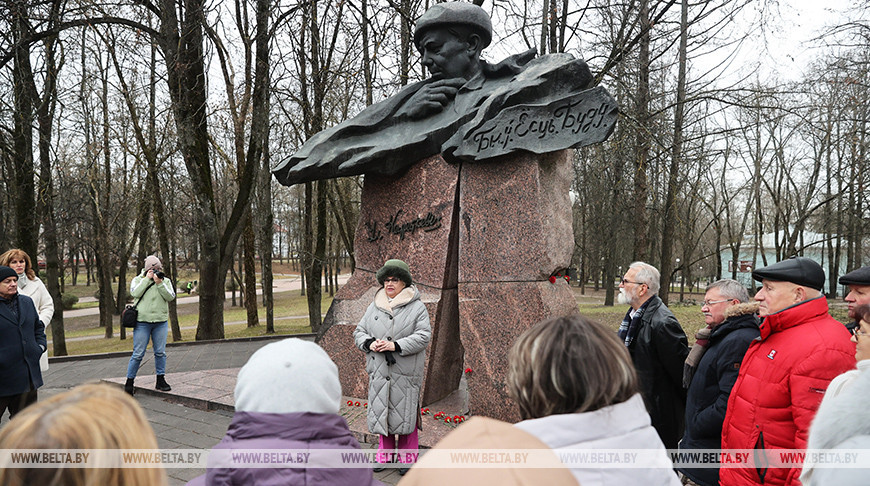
<box><xmin>754</xmin><ymin>0</ymin><xmax>854</xmax><ymax>80</ymax></box>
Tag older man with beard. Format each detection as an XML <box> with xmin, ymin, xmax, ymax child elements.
<box><xmin>617</xmin><ymin>261</ymin><xmax>689</xmax><ymax>450</ymax></box>
<box><xmin>840</xmin><ymin>265</ymin><xmax>870</xmax><ymax>332</ymax></box>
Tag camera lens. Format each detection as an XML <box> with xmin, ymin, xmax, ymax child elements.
<box><xmin>155</xmin><ymin>271</ymin><xmax>165</xmax><ymax>279</ymax></box>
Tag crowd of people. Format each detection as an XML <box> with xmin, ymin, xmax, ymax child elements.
<box><xmin>1</xmin><ymin>251</ymin><xmax>867</xmax><ymax>485</ymax></box>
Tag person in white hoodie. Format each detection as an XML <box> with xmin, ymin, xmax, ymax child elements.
<box><xmin>0</xmin><ymin>249</ymin><xmax>54</xmax><ymax>372</ymax></box>
<box><xmin>800</xmin><ymin>303</ymin><xmax>868</xmax><ymax>484</ymax></box>
<box><xmin>509</xmin><ymin>314</ymin><xmax>680</xmax><ymax>486</ymax></box>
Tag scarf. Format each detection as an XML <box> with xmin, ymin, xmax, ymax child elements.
<box><xmin>683</xmin><ymin>325</ymin><xmax>713</xmax><ymax>388</ymax></box>
<box><xmin>617</xmin><ymin>300</ymin><xmax>648</xmax><ymax>348</ymax></box>
<box><xmin>16</xmin><ymin>273</ymin><xmax>28</xmax><ymax>290</ymax></box>
<box><xmin>0</xmin><ymin>293</ymin><xmax>20</xmax><ymax>320</ymax></box>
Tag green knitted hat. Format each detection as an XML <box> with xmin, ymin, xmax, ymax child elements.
<box><xmin>376</xmin><ymin>259</ymin><xmax>413</xmax><ymax>287</ymax></box>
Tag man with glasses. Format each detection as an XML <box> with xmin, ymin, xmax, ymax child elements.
<box><xmin>720</xmin><ymin>257</ymin><xmax>855</xmax><ymax>486</ymax></box>
<box><xmin>677</xmin><ymin>279</ymin><xmax>759</xmax><ymax>486</ymax></box>
<box><xmin>617</xmin><ymin>261</ymin><xmax>689</xmax><ymax>451</ymax></box>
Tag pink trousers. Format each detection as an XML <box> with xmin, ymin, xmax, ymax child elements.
<box><xmin>377</xmin><ymin>429</ymin><xmax>419</xmax><ymax>464</ymax></box>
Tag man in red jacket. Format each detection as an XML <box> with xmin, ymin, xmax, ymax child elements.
<box><xmin>720</xmin><ymin>257</ymin><xmax>855</xmax><ymax>486</ymax></box>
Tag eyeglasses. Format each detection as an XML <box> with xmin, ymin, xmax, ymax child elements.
<box><xmin>852</xmin><ymin>327</ymin><xmax>868</xmax><ymax>338</ymax></box>
<box><xmin>621</xmin><ymin>279</ymin><xmax>645</xmax><ymax>286</ymax></box>
<box><xmin>702</xmin><ymin>299</ymin><xmax>731</xmax><ymax>307</ymax></box>
<box><xmin>383</xmin><ymin>277</ymin><xmax>402</xmax><ymax>283</ymax></box>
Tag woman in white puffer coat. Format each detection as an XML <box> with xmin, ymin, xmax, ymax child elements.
<box><xmin>0</xmin><ymin>249</ymin><xmax>54</xmax><ymax>372</ymax></box>
<box><xmin>354</xmin><ymin>259</ymin><xmax>431</xmax><ymax>477</ymax></box>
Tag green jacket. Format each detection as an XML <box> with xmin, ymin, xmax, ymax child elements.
<box><xmin>130</xmin><ymin>271</ymin><xmax>175</xmax><ymax>323</ymax></box>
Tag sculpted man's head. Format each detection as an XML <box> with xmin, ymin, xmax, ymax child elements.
<box><xmin>702</xmin><ymin>279</ymin><xmax>750</xmax><ymax>327</ymax></box>
<box><xmin>619</xmin><ymin>261</ymin><xmax>660</xmax><ymax>310</ymax></box>
<box><xmin>414</xmin><ymin>2</ymin><xmax>492</xmax><ymax>80</ymax></box>
<box><xmin>751</xmin><ymin>257</ymin><xmax>824</xmax><ymax>317</ymax></box>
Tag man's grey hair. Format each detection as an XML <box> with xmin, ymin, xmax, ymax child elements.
<box><xmin>629</xmin><ymin>261</ymin><xmax>660</xmax><ymax>295</ymax></box>
<box><xmin>706</xmin><ymin>279</ymin><xmax>750</xmax><ymax>303</ymax></box>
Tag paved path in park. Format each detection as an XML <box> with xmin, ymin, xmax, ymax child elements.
<box><xmin>53</xmin><ymin>274</ymin><xmax>350</xmax><ymax>344</ymax></box>
<box><xmin>0</xmin><ymin>336</ymin><xmax>406</xmax><ymax>486</ymax></box>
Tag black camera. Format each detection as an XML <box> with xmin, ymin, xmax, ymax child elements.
<box><xmin>155</xmin><ymin>271</ymin><xmax>166</xmax><ymax>279</ymax></box>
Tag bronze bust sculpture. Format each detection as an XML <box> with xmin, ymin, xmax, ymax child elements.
<box><xmin>272</xmin><ymin>2</ymin><xmax>616</xmax><ymax>186</ymax></box>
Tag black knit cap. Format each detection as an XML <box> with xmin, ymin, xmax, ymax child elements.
<box><xmin>839</xmin><ymin>266</ymin><xmax>870</xmax><ymax>286</ymax></box>
<box><xmin>0</xmin><ymin>266</ymin><xmax>18</xmax><ymax>282</ymax></box>
<box><xmin>376</xmin><ymin>259</ymin><xmax>413</xmax><ymax>287</ymax></box>
<box><xmin>752</xmin><ymin>256</ymin><xmax>825</xmax><ymax>291</ymax></box>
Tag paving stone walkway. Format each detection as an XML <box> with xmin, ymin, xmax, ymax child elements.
<box><xmin>0</xmin><ymin>336</ymin><xmax>406</xmax><ymax>485</ymax></box>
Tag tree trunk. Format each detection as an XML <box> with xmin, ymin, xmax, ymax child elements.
<box><xmin>632</xmin><ymin>0</ymin><xmax>651</xmax><ymax>262</ymax></box>
<box><xmin>35</xmin><ymin>29</ymin><xmax>66</xmax><ymax>356</ymax></box>
<box><xmin>659</xmin><ymin>0</ymin><xmax>688</xmax><ymax>306</ymax></box>
<box><xmin>10</xmin><ymin>0</ymin><xmax>38</xmax><ymax>258</ymax></box>
<box><xmin>259</xmin><ymin>126</ymin><xmax>275</xmax><ymax>334</ymax></box>
<box><xmin>244</xmin><ymin>213</ymin><xmax>259</xmax><ymax>327</ymax></box>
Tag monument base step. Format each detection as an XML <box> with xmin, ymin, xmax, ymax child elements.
<box><xmin>342</xmin><ymin>386</ymin><xmax>470</xmax><ymax>448</ymax></box>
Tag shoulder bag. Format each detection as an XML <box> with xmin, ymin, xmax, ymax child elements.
<box><xmin>122</xmin><ymin>280</ymin><xmax>156</xmax><ymax>328</ymax></box>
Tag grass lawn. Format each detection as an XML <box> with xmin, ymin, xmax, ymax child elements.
<box><xmin>51</xmin><ymin>291</ymin><xmax>333</xmax><ymax>357</ymax></box>
<box><xmin>575</xmin><ymin>292</ymin><xmax>707</xmax><ymax>345</ymax></box>
<box><xmin>575</xmin><ymin>288</ymin><xmax>852</xmax><ymax>345</ymax></box>
<box><xmin>51</xmin><ymin>282</ymin><xmax>853</xmax><ymax>356</ymax></box>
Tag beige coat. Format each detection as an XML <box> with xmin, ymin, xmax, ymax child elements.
<box><xmin>399</xmin><ymin>417</ymin><xmax>578</xmax><ymax>486</ymax></box>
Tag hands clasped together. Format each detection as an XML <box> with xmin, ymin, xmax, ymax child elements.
<box><xmin>369</xmin><ymin>339</ymin><xmax>396</xmax><ymax>353</ymax></box>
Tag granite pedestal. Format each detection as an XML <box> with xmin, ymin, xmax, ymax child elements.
<box><xmin>318</xmin><ymin>150</ymin><xmax>578</xmax><ymax>423</ymax></box>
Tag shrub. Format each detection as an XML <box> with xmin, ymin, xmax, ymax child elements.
<box><xmin>61</xmin><ymin>294</ymin><xmax>79</xmax><ymax>310</ymax></box>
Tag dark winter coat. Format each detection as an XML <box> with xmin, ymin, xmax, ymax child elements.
<box><xmin>187</xmin><ymin>411</ymin><xmax>384</xmax><ymax>486</ymax></box>
<box><xmin>720</xmin><ymin>296</ymin><xmax>855</xmax><ymax>486</ymax></box>
<box><xmin>677</xmin><ymin>303</ymin><xmax>760</xmax><ymax>486</ymax></box>
<box><xmin>0</xmin><ymin>293</ymin><xmax>46</xmax><ymax>396</ymax></box>
<box><xmin>627</xmin><ymin>294</ymin><xmax>689</xmax><ymax>450</ymax></box>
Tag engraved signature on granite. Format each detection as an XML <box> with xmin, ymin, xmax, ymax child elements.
<box><xmin>366</xmin><ymin>210</ymin><xmax>443</xmax><ymax>242</ymax></box>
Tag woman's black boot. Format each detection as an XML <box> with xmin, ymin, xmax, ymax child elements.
<box><xmin>155</xmin><ymin>375</ymin><xmax>172</xmax><ymax>392</ymax></box>
<box><xmin>124</xmin><ymin>378</ymin><xmax>135</xmax><ymax>395</ymax></box>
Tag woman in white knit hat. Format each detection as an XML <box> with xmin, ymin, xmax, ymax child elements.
<box><xmin>125</xmin><ymin>255</ymin><xmax>175</xmax><ymax>395</ymax></box>
<box><xmin>186</xmin><ymin>338</ymin><xmax>383</xmax><ymax>486</ymax></box>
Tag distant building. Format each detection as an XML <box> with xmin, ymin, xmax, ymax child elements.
<box><xmin>719</xmin><ymin>229</ymin><xmax>851</xmax><ymax>293</ymax></box>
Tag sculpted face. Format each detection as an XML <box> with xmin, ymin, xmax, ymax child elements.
<box><xmin>845</xmin><ymin>284</ymin><xmax>870</xmax><ymax>320</ymax></box>
<box><xmin>754</xmin><ymin>280</ymin><xmax>800</xmax><ymax>317</ymax></box>
<box><xmin>0</xmin><ymin>276</ymin><xmax>18</xmax><ymax>300</ymax></box>
<box><xmin>418</xmin><ymin>28</ymin><xmax>481</xmax><ymax>80</ymax></box>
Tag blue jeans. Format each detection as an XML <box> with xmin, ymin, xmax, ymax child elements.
<box><xmin>126</xmin><ymin>321</ymin><xmax>168</xmax><ymax>379</ymax></box>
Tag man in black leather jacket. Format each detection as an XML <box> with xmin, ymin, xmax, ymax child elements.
<box><xmin>617</xmin><ymin>261</ymin><xmax>689</xmax><ymax>450</ymax></box>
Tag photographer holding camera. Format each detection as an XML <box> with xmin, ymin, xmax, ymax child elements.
<box><xmin>125</xmin><ymin>255</ymin><xmax>176</xmax><ymax>395</ymax></box>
